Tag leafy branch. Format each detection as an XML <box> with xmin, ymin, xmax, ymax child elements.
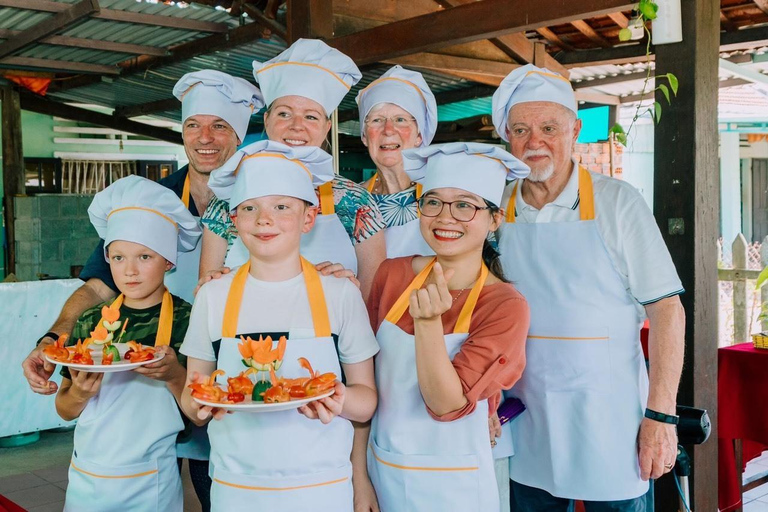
<box><xmin>609</xmin><ymin>0</ymin><xmax>678</xmax><ymax>146</ymax></box>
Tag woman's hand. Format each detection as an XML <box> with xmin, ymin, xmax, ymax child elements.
<box><xmin>69</xmin><ymin>369</ymin><xmax>104</xmax><ymax>401</ymax></box>
<box><xmin>409</xmin><ymin>262</ymin><xmax>455</xmax><ymax>322</ymax></box>
<box><xmin>194</xmin><ymin>267</ymin><xmax>231</xmax><ymax>296</ymax></box>
<box><xmin>315</xmin><ymin>261</ymin><xmax>360</xmax><ymax>289</ymax></box>
<box><xmin>297</xmin><ymin>381</ymin><xmax>345</xmax><ymax>424</ymax></box>
<box><xmin>489</xmin><ymin>413</ymin><xmax>502</xmax><ymax>447</ymax></box>
<box><xmin>132</xmin><ymin>346</ymin><xmax>184</xmax><ymax>382</ymax></box>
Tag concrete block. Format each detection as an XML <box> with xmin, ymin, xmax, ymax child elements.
<box><xmin>78</xmin><ymin>195</ymin><xmax>95</xmax><ymax>217</ymax></box>
<box><xmin>14</xmin><ymin>218</ymin><xmax>40</xmax><ymax>242</ymax></box>
<box><xmin>59</xmin><ymin>196</ymin><xmax>79</xmax><ymax>217</ymax></box>
<box><xmin>77</xmin><ymin>238</ymin><xmax>100</xmax><ymax>262</ymax></box>
<box><xmin>72</xmin><ymin>220</ymin><xmax>96</xmax><ymax>239</ymax></box>
<box><xmin>38</xmin><ymin>196</ymin><xmax>61</xmax><ymax>218</ymax></box>
<box><xmin>40</xmin><ymin>219</ymin><xmax>73</xmax><ymax>240</ymax></box>
<box><xmin>42</xmin><ymin>239</ymin><xmax>62</xmax><ymax>261</ymax></box>
<box><xmin>14</xmin><ymin>197</ymin><xmax>39</xmax><ymax>218</ymax></box>
<box><xmin>40</xmin><ymin>261</ymin><xmax>71</xmax><ymax>279</ymax></box>
<box><xmin>60</xmin><ymin>239</ymin><xmax>79</xmax><ymax>261</ymax></box>
<box><xmin>15</xmin><ymin>263</ymin><xmax>41</xmax><ymax>282</ymax></box>
<box><xmin>15</xmin><ymin>241</ymin><xmax>40</xmax><ymax>264</ymax></box>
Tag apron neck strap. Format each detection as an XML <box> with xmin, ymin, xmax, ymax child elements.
<box><xmin>384</xmin><ymin>257</ymin><xmax>488</xmax><ymax>334</ymax></box>
<box><xmin>221</xmin><ymin>258</ymin><xmax>332</xmax><ymax>339</ymax></box>
<box><xmin>505</xmin><ymin>166</ymin><xmax>596</xmax><ymax>223</ymax></box>
<box><xmin>366</xmin><ymin>174</ymin><xmax>376</xmax><ymax>193</ymax></box>
<box><xmin>318</xmin><ymin>182</ymin><xmax>335</xmax><ymax>216</ymax></box>
<box><xmin>367</xmin><ymin>173</ymin><xmax>424</xmax><ymax>216</ymax></box>
<box><xmin>181</xmin><ymin>173</ymin><xmax>191</xmax><ymax>210</ymax></box>
<box><xmin>108</xmin><ymin>290</ymin><xmax>174</xmax><ymax>346</ymax></box>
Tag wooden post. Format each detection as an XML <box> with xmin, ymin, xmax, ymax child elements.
<box><xmin>762</xmin><ymin>236</ymin><xmax>768</xmax><ymax>331</ymax></box>
<box><xmin>1</xmin><ymin>85</ymin><xmax>24</xmax><ymax>276</ymax></box>
<box><xmin>652</xmin><ymin>0</ymin><xmax>719</xmax><ymax>509</ymax></box>
<box><xmin>733</xmin><ymin>234</ymin><xmax>749</xmax><ymax>343</ymax></box>
<box><xmin>287</xmin><ymin>0</ymin><xmax>333</xmax><ymax>43</ymax></box>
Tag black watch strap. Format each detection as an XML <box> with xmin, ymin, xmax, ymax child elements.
<box><xmin>645</xmin><ymin>408</ymin><xmax>679</xmax><ymax>425</ymax></box>
<box><xmin>36</xmin><ymin>331</ymin><xmax>60</xmax><ymax>346</ymax></box>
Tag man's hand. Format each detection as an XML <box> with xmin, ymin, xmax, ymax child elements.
<box><xmin>315</xmin><ymin>261</ymin><xmax>360</xmax><ymax>289</ymax></box>
<box><xmin>22</xmin><ymin>338</ymin><xmax>58</xmax><ymax>395</ymax></box>
<box><xmin>637</xmin><ymin>417</ymin><xmax>678</xmax><ymax>480</ymax></box>
<box><xmin>194</xmin><ymin>266</ymin><xmax>231</xmax><ymax>295</ymax></box>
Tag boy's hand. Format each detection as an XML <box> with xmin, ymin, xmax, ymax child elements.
<box><xmin>315</xmin><ymin>261</ymin><xmax>360</xmax><ymax>289</ymax></box>
<box><xmin>297</xmin><ymin>381</ymin><xmax>345</xmax><ymax>424</ymax></box>
<box><xmin>69</xmin><ymin>369</ymin><xmax>104</xmax><ymax>401</ymax></box>
<box><xmin>133</xmin><ymin>346</ymin><xmax>184</xmax><ymax>382</ymax></box>
<box><xmin>194</xmin><ymin>267</ymin><xmax>231</xmax><ymax>296</ymax></box>
<box><xmin>188</xmin><ymin>371</ymin><xmax>229</xmax><ymax>422</ymax></box>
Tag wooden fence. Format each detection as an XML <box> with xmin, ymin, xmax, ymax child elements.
<box><xmin>718</xmin><ymin>233</ymin><xmax>767</xmax><ymax>343</ymax></box>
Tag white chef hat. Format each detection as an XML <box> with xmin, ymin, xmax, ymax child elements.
<box><xmin>402</xmin><ymin>142</ymin><xmax>530</xmax><ymax>206</ymax></box>
<box><xmin>253</xmin><ymin>38</ymin><xmax>361</xmax><ymax>116</ymax></box>
<box><xmin>88</xmin><ymin>175</ymin><xmax>202</xmax><ymax>266</ymax></box>
<box><xmin>173</xmin><ymin>70</ymin><xmax>264</xmax><ymax>142</ymax></box>
<box><xmin>208</xmin><ymin>140</ymin><xmax>334</xmax><ymax>210</ymax></box>
<box><xmin>492</xmin><ymin>64</ymin><xmax>577</xmax><ymax>142</ymax></box>
<box><xmin>356</xmin><ymin>65</ymin><xmax>438</xmax><ymax>146</ymax></box>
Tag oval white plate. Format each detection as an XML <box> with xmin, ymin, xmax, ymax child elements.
<box><xmin>193</xmin><ymin>389</ymin><xmax>335</xmax><ymax>413</ymax></box>
<box><xmin>45</xmin><ymin>344</ymin><xmax>165</xmax><ymax>373</ymax></box>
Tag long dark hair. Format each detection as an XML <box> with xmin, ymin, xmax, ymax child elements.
<box><xmin>483</xmin><ymin>200</ymin><xmax>508</xmax><ymax>283</ymax></box>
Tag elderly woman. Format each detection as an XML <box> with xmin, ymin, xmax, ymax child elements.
<box><xmin>199</xmin><ymin>39</ymin><xmax>386</xmax><ymax>298</ymax></box>
<box><xmin>356</xmin><ymin>65</ymin><xmax>438</xmax><ymax>258</ymax></box>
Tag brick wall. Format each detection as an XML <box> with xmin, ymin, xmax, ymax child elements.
<box><xmin>14</xmin><ymin>195</ymin><xmax>99</xmax><ymax>281</ymax></box>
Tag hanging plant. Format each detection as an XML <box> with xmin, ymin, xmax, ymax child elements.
<box><xmin>609</xmin><ymin>0</ymin><xmax>679</xmax><ymax>146</ymax></box>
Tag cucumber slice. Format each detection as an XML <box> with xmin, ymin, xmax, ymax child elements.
<box><xmin>252</xmin><ymin>380</ymin><xmax>272</xmax><ymax>402</ymax></box>
<box><xmin>104</xmin><ymin>344</ymin><xmax>121</xmax><ymax>362</ymax></box>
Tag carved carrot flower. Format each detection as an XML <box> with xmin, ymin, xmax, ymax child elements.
<box><xmin>90</xmin><ymin>324</ymin><xmax>113</xmax><ymax>345</ymax></box>
<box><xmin>101</xmin><ymin>305</ymin><xmax>121</xmax><ymax>332</ymax></box>
<box><xmin>238</xmin><ymin>335</ymin><xmax>287</xmax><ymax>371</ymax></box>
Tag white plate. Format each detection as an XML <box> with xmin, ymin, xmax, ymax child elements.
<box><xmin>193</xmin><ymin>389</ymin><xmax>335</xmax><ymax>413</ymax></box>
<box><xmin>45</xmin><ymin>344</ymin><xmax>165</xmax><ymax>373</ymax></box>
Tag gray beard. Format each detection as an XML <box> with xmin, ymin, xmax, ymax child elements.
<box><xmin>526</xmin><ymin>164</ymin><xmax>555</xmax><ymax>183</ymax></box>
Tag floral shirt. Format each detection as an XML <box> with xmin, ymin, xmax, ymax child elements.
<box><xmin>371</xmin><ymin>185</ymin><xmax>419</xmax><ymax>228</ymax></box>
<box><xmin>202</xmin><ymin>175</ymin><xmax>386</xmax><ymax>248</ymax></box>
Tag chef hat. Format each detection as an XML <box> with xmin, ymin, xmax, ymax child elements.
<box><xmin>253</xmin><ymin>38</ymin><xmax>361</xmax><ymax>116</ymax></box>
<box><xmin>402</xmin><ymin>142</ymin><xmax>530</xmax><ymax>206</ymax></box>
<box><xmin>88</xmin><ymin>175</ymin><xmax>201</xmax><ymax>266</ymax></box>
<box><xmin>173</xmin><ymin>70</ymin><xmax>264</xmax><ymax>142</ymax></box>
<box><xmin>356</xmin><ymin>65</ymin><xmax>438</xmax><ymax>146</ymax></box>
<box><xmin>492</xmin><ymin>64</ymin><xmax>577</xmax><ymax>142</ymax></box>
<box><xmin>208</xmin><ymin>140</ymin><xmax>334</xmax><ymax>210</ymax></box>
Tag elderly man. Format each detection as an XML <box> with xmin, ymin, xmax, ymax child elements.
<box><xmin>21</xmin><ymin>70</ymin><xmax>263</xmax><ymax>512</ymax></box>
<box><xmin>492</xmin><ymin>64</ymin><xmax>686</xmax><ymax>511</ymax></box>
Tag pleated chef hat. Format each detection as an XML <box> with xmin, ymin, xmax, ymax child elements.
<box><xmin>356</xmin><ymin>65</ymin><xmax>438</xmax><ymax>146</ymax></box>
<box><xmin>173</xmin><ymin>70</ymin><xmax>264</xmax><ymax>142</ymax></box>
<box><xmin>402</xmin><ymin>142</ymin><xmax>530</xmax><ymax>207</ymax></box>
<box><xmin>89</xmin><ymin>175</ymin><xmax>202</xmax><ymax>266</ymax></box>
<box><xmin>253</xmin><ymin>38</ymin><xmax>361</xmax><ymax>115</ymax></box>
<box><xmin>208</xmin><ymin>140</ymin><xmax>334</xmax><ymax>210</ymax></box>
<box><xmin>492</xmin><ymin>64</ymin><xmax>577</xmax><ymax>142</ymax></box>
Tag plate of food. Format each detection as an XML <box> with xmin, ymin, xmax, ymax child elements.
<box><xmin>190</xmin><ymin>358</ymin><xmax>337</xmax><ymax>413</ymax></box>
<box><xmin>44</xmin><ymin>336</ymin><xmax>164</xmax><ymax>373</ymax></box>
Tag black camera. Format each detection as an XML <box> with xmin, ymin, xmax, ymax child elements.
<box><xmin>676</xmin><ymin>406</ymin><xmax>711</xmax><ymax>445</ymax></box>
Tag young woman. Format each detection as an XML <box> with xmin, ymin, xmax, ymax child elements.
<box><xmin>354</xmin><ymin>143</ymin><xmax>531</xmax><ymax>511</ymax></box>
<box><xmin>199</xmin><ymin>38</ymin><xmax>386</xmax><ymax>299</ymax></box>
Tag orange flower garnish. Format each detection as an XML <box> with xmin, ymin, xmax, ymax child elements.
<box><xmin>101</xmin><ymin>305</ymin><xmax>120</xmax><ymax>323</ymax></box>
<box><xmin>237</xmin><ymin>335</ymin><xmax>287</xmax><ymax>371</ymax></box>
<box><xmin>90</xmin><ymin>324</ymin><xmax>110</xmax><ymax>343</ymax></box>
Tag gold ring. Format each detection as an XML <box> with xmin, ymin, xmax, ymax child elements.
<box><xmin>665</xmin><ymin>463</ymin><xmax>674</xmax><ymax>470</ymax></box>
<box><xmin>491</xmin><ymin>440</ymin><xmax>497</xmax><ymax>447</ymax></box>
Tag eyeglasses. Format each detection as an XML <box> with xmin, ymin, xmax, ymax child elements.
<box><xmin>417</xmin><ymin>197</ymin><xmax>490</xmax><ymax>222</ymax></box>
<box><xmin>364</xmin><ymin>115</ymin><xmax>417</xmax><ymax>129</ymax></box>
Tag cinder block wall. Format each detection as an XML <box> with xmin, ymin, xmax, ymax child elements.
<box><xmin>14</xmin><ymin>195</ymin><xmax>99</xmax><ymax>281</ymax></box>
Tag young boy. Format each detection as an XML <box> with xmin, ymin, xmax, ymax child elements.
<box><xmin>179</xmin><ymin>140</ymin><xmax>378</xmax><ymax>511</ymax></box>
<box><xmin>55</xmin><ymin>175</ymin><xmax>201</xmax><ymax>512</ymax></box>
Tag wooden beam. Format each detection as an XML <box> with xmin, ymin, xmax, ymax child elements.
<box><xmin>720</xmin><ymin>12</ymin><xmax>737</xmax><ymax>32</ymax></box>
<box><xmin>573</xmin><ymin>90</ymin><xmax>620</xmax><ymax>105</ymax></box>
<box><xmin>114</xmin><ymin>98</ymin><xmax>178</xmax><ymax>118</ymax></box>
<box><xmin>720</xmin><ymin>24</ymin><xmax>768</xmax><ymax>51</ymax></box>
<box><xmin>0</xmin><ymin>57</ymin><xmax>119</xmax><ymax>75</ymax></box>
<box><xmin>0</xmin><ymin>0</ymin><xmax>228</xmax><ymax>32</ymax></box>
<box><xmin>536</xmin><ymin>27</ymin><xmax>575</xmax><ymax>51</ymax></box>
<box><xmin>0</xmin><ymin>0</ymin><xmax>99</xmax><ymax>60</ymax></box>
<box><xmin>287</xmin><ymin>0</ymin><xmax>333</xmax><ymax>42</ymax></box>
<box><xmin>653</xmin><ymin>0</ymin><xmax>719</xmax><ymax>509</ymax></box>
<box><xmin>329</xmin><ymin>0</ymin><xmax>635</xmax><ymax>65</ymax></box>
<box><xmin>241</xmin><ymin>4</ymin><xmax>287</xmax><ymax>40</ymax></box>
<box><xmin>0</xmin><ymin>29</ymin><xmax>167</xmax><ymax>56</ymax></box>
<box><xmin>570</xmin><ymin>19</ymin><xmax>612</xmax><ymax>48</ymax></box>
<box><xmin>754</xmin><ymin>0</ymin><xmax>768</xmax><ymax>15</ymax></box>
<box><xmin>382</xmin><ymin>52</ymin><xmax>518</xmax><ymax>79</ymax></box>
<box><xmin>608</xmin><ymin>12</ymin><xmax>630</xmax><ymax>28</ymax></box>
<box><xmin>18</xmin><ymin>91</ymin><xmax>182</xmax><ymax>145</ymax></box>
<box><xmin>1</xmin><ymin>85</ymin><xmax>23</xmax><ymax>276</ymax></box>
<box><xmin>557</xmin><ymin>43</ymin><xmax>650</xmax><ymax>67</ymax></box>
<box><xmin>47</xmin><ymin>74</ymin><xmax>104</xmax><ymax>92</ymax></box>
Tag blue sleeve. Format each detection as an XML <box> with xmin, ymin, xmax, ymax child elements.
<box><xmin>78</xmin><ymin>239</ymin><xmax>118</xmax><ymax>293</ymax></box>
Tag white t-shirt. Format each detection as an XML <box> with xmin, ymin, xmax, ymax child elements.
<box><xmin>500</xmin><ymin>161</ymin><xmax>684</xmax><ymax>308</ymax></box>
<box><xmin>181</xmin><ymin>271</ymin><xmax>379</xmax><ymax>365</ymax></box>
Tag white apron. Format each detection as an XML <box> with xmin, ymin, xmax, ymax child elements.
<box><xmin>164</xmin><ymin>172</ymin><xmax>210</xmax><ymax>461</ymax></box>
<box><xmin>367</xmin><ymin>177</ymin><xmax>434</xmax><ymax>259</ymax></box>
<box><xmin>497</xmin><ymin>167</ymin><xmax>648</xmax><ymax>501</ymax></box>
<box><xmin>64</xmin><ymin>291</ymin><xmax>184</xmax><ymax>512</ymax></box>
<box><xmin>368</xmin><ymin>258</ymin><xmax>499</xmax><ymax>512</ymax></box>
<box><xmin>225</xmin><ymin>181</ymin><xmax>357</xmax><ymax>273</ymax></box>
<box><xmin>208</xmin><ymin>258</ymin><xmax>353</xmax><ymax>512</ymax></box>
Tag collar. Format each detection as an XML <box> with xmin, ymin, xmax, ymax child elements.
<box><xmin>516</xmin><ymin>159</ymin><xmax>580</xmax><ymax>212</ymax></box>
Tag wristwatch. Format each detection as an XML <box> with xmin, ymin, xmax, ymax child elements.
<box><xmin>36</xmin><ymin>331</ymin><xmax>59</xmax><ymax>347</ymax></box>
<box><xmin>645</xmin><ymin>408</ymin><xmax>679</xmax><ymax>425</ymax></box>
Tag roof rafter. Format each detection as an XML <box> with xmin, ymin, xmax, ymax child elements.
<box><xmin>570</xmin><ymin>19</ymin><xmax>612</xmax><ymax>48</ymax></box>
<box><xmin>330</xmin><ymin>0</ymin><xmax>635</xmax><ymax>65</ymax></box>
<box><xmin>754</xmin><ymin>0</ymin><xmax>768</xmax><ymax>16</ymax></box>
<box><xmin>382</xmin><ymin>52</ymin><xmax>518</xmax><ymax>80</ymax></box>
<box><xmin>536</xmin><ymin>27</ymin><xmax>575</xmax><ymax>52</ymax></box>
<box><xmin>0</xmin><ymin>0</ymin><xmax>99</xmax><ymax>60</ymax></box>
<box><xmin>115</xmin><ymin>98</ymin><xmax>179</xmax><ymax>118</ymax></box>
<box><xmin>0</xmin><ymin>57</ymin><xmax>119</xmax><ymax>75</ymax></box>
<box><xmin>0</xmin><ymin>29</ymin><xmax>167</xmax><ymax>56</ymax></box>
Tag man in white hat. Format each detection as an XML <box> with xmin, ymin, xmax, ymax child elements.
<box><xmin>22</xmin><ymin>69</ymin><xmax>262</xmax><ymax>512</ymax></box>
<box><xmin>492</xmin><ymin>64</ymin><xmax>686</xmax><ymax>511</ymax></box>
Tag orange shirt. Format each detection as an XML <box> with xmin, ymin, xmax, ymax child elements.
<box><xmin>368</xmin><ymin>256</ymin><xmax>530</xmax><ymax>421</ymax></box>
